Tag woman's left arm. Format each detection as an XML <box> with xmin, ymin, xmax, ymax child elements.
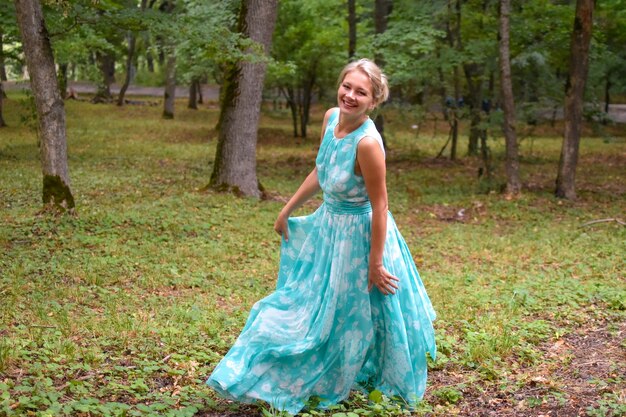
<box><xmin>357</xmin><ymin>137</ymin><xmax>399</xmax><ymax>295</ymax></box>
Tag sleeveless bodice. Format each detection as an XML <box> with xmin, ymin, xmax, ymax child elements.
<box><xmin>316</xmin><ymin>109</ymin><xmax>384</xmax><ymax>214</ymax></box>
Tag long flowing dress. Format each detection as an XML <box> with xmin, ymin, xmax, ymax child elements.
<box><xmin>207</xmin><ymin>109</ymin><xmax>436</xmax><ymax>414</ymax></box>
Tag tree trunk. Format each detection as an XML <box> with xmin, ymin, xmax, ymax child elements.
<box><xmin>348</xmin><ymin>0</ymin><xmax>356</xmax><ymax>59</ymax></box>
<box><xmin>281</xmin><ymin>86</ymin><xmax>298</xmax><ymax>137</ymax></box>
<box><xmin>299</xmin><ymin>65</ymin><xmax>317</xmax><ymax>138</ymax></box>
<box><xmin>499</xmin><ymin>0</ymin><xmax>521</xmax><ymax>195</ymax></box>
<box><xmin>465</xmin><ymin>69</ymin><xmax>484</xmax><ymax>156</ymax></box>
<box><xmin>0</xmin><ymin>32</ymin><xmax>8</xmax><ymax>81</ymax></box>
<box><xmin>0</xmin><ymin>82</ymin><xmax>7</xmax><ymax>127</ymax></box>
<box><xmin>146</xmin><ymin>49</ymin><xmax>154</xmax><ymax>72</ymax></box>
<box><xmin>555</xmin><ymin>0</ymin><xmax>594</xmax><ymax>200</ymax></box>
<box><xmin>117</xmin><ymin>32</ymin><xmax>137</xmax><ymax>106</ymax></box>
<box><xmin>210</xmin><ymin>0</ymin><xmax>278</xmax><ymax>198</ymax></box>
<box><xmin>93</xmin><ymin>52</ymin><xmax>115</xmax><ymax>103</ymax></box>
<box><xmin>57</xmin><ymin>63</ymin><xmax>68</xmax><ymax>99</ymax></box>
<box><xmin>14</xmin><ymin>0</ymin><xmax>74</xmax><ymax>210</ymax></box>
<box><xmin>451</xmin><ymin>65</ymin><xmax>460</xmax><ymax>160</ymax></box>
<box><xmin>198</xmin><ymin>77</ymin><xmax>205</xmax><ymax>104</ymax></box>
<box><xmin>373</xmin><ymin>0</ymin><xmax>392</xmax><ymax>150</ymax></box>
<box><xmin>162</xmin><ymin>53</ymin><xmax>176</xmax><ymax>119</ymax></box>
<box><xmin>188</xmin><ymin>79</ymin><xmax>198</xmax><ymax>109</ymax></box>
<box><xmin>604</xmin><ymin>71</ymin><xmax>611</xmax><ymax>115</ymax></box>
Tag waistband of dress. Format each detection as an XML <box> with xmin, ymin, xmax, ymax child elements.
<box><xmin>323</xmin><ymin>199</ymin><xmax>372</xmax><ymax>215</ymax></box>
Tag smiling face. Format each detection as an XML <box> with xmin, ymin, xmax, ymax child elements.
<box><xmin>337</xmin><ymin>69</ymin><xmax>375</xmax><ymax>119</ymax></box>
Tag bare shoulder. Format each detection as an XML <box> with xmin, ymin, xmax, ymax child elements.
<box><xmin>357</xmin><ymin>136</ymin><xmax>384</xmax><ymax>156</ymax></box>
<box><xmin>323</xmin><ymin>107</ymin><xmax>338</xmax><ymax>123</ymax></box>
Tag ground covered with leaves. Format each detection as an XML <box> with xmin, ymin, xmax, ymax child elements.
<box><xmin>1</xmin><ymin>96</ymin><xmax>625</xmax><ymax>416</ymax></box>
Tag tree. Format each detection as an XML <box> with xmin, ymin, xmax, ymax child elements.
<box><xmin>14</xmin><ymin>0</ymin><xmax>74</xmax><ymax>210</ymax></box>
<box><xmin>210</xmin><ymin>0</ymin><xmax>278</xmax><ymax>198</ymax></box>
<box><xmin>162</xmin><ymin>51</ymin><xmax>176</xmax><ymax>118</ymax></box>
<box><xmin>499</xmin><ymin>0</ymin><xmax>520</xmax><ymax>195</ymax></box>
<box><xmin>160</xmin><ymin>0</ymin><xmax>176</xmax><ymax>119</ymax></box>
<box><xmin>348</xmin><ymin>0</ymin><xmax>356</xmax><ymax>59</ymax></box>
<box><xmin>118</xmin><ymin>0</ymin><xmax>148</xmax><ymax>106</ymax></box>
<box><xmin>268</xmin><ymin>0</ymin><xmax>344</xmax><ymax>138</ymax></box>
<box><xmin>0</xmin><ymin>32</ymin><xmax>7</xmax><ymax>81</ymax></box>
<box><xmin>555</xmin><ymin>0</ymin><xmax>595</xmax><ymax>200</ymax></box>
<box><xmin>0</xmin><ymin>82</ymin><xmax>6</xmax><ymax>127</ymax></box>
<box><xmin>373</xmin><ymin>0</ymin><xmax>392</xmax><ymax>149</ymax></box>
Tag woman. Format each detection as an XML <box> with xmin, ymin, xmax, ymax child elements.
<box><xmin>207</xmin><ymin>59</ymin><xmax>436</xmax><ymax>414</ymax></box>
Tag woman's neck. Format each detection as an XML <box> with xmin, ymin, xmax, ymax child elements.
<box><xmin>336</xmin><ymin>114</ymin><xmax>367</xmax><ymax>136</ymax></box>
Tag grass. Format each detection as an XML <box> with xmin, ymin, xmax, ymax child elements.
<box><xmin>1</xmin><ymin>92</ymin><xmax>625</xmax><ymax>417</ymax></box>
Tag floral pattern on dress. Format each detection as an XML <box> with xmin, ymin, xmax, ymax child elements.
<box><xmin>207</xmin><ymin>108</ymin><xmax>436</xmax><ymax>414</ymax></box>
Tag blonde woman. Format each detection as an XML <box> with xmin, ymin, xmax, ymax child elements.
<box><xmin>207</xmin><ymin>59</ymin><xmax>436</xmax><ymax>414</ymax></box>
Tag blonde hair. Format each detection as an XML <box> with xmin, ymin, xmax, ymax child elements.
<box><xmin>337</xmin><ymin>58</ymin><xmax>389</xmax><ymax>107</ymax></box>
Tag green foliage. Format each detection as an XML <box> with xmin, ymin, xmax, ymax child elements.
<box><xmin>267</xmin><ymin>0</ymin><xmax>345</xmax><ymax>102</ymax></box>
<box><xmin>1</xmin><ymin>94</ymin><xmax>625</xmax><ymax>416</ymax></box>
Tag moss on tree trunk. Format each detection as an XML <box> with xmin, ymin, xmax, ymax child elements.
<box><xmin>43</xmin><ymin>175</ymin><xmax>75</xmax><ymax>210</ymax></box>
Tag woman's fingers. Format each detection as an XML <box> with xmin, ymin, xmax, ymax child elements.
<box><xmin>273</xmin><ymin>217</ymin><xmax>289</xmax><ymax>242</ymax></box>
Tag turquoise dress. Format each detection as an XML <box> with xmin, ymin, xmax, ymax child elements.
<box><xmin>207</xmin><ymin>109</ymin><xmax>436</xmax><ymax>414</ymax></box>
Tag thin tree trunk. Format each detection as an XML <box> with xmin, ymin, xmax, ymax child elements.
<box><xmin>118</xmin><ymin>0</ymin><xmax>146</xmax><ymax>106</ymax></box>
<box><xmin>281</xmin><ymin>86</ymin><xmax>298</xmax><ymax>137</ymax></box>
<box><xmin>162</xmin><ymin>53</ymin><xmax>176</xmax><ymax>119</ymax></box>
<box><xmin>479</xmin><ymin>130</ymin><xmax>493</xmax><ymax>180</ymax></box>
<box><xmin>348</xmin><ymin>0</ymin><xmax>356</xmax><ymax>59</ymax></box>
<box><xmin>161</xmin><ymin>0</ymin><xmax>175</xmax><ymax>118</ymax></box>
<box><xmin>448</xmin><ymin>0</ymin><xmax>462</xmax><ymax>160</ymax></box>
<box><xmin>0</xmin><ymin>82</ymin><xmax>7</xmax><ymax>127</ymax></box>
<box><xmin>93</xmin><ymin>52</ymin><xmax>115</xmax><ymax>103</ymax></box>
<box><xmin>210</xmin><ymin>0</ymin><xmax>278</xmax><ymax>198</ymax></box>
<box><xmin>555</xmin><ymin>0</ymin><xmax>594</xmax><ymax>200</ymax></box>
<box><xmin>14</xmin><ymin>0</ymin><xmax>74</xmax><ymax>210</ymax></box>
<box><xmin>374</xmin><ymin>0</ymin><xmax>392</xmax><ymax>150</ymax></box>
<box><xmin>451</xmin><ymin>66</ymin><xmax>460</xmax><ymax>160</ymax></box>
<box><xmin>300</xmin><ymin>65</ymin><xmax>317</xmax><ymax>138</ymax></box>
<box><xmin>146</xmin><ymin>49</ymin><xmax>154</xmax><ymax>72</ymax></box>
<box><xmin>604</xmin><ymin>71</ymin><xmax>611</xmax><ymax>115</ymax></box>
<box><xmin>0</xmin><ymin>32</ymin><xmax>7</xmax><ymax>81</ymax></box>
<box><xmin>499</xmin><ymin>0</ymin><xmax>521</xmax><ymax>194</ymax></box>
<box><xmin>57</xmin><ymin>63</ymin><xmax>68</xmax><ymax>99</ymax></box>
<box><xmin>188</xmin><ymin>79</ymin><xmax>198</xmax><ymax>109</ymax></box>
<box><xmin>117</xmin><ymin>33</ymin><xmax>137</xmax><ymax>106</ymax></box>
<box><xmin>198</xmin><ymin>77</ymin><xmax>205</xmax><ymax>103</ymax></box>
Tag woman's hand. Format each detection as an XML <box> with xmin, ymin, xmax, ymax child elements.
<box><xmin>368</xmin><ymin>264</ymin><xmax>399</xmax><ymax>295</ymax></box>
<box><xmin>273</xmin><ymin>211</ymin><xmax>289</xmax><ymax>242</ymax></box>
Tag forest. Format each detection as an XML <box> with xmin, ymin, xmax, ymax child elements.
<box><xmin>1</xmin><ymin>0</ymin><xmax>625</xmax><ymax>416</ymax></box>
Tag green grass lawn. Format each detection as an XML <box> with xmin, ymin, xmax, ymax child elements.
<box><xmin>1</xmin><ymin>94</ymin><xmax>625</xmax><ymax>417</ymax></box>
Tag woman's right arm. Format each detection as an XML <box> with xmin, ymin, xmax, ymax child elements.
<box><xmin>274</xmin><ymin>108</ymin><xmax>336</xmax><ymax>241</ymax></box>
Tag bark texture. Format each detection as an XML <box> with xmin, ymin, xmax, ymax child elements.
<box><xmin>14</xmin><ymin>0</ymin><xmax>74</xmax><ymax>209</ymax></box>
<box><xmin>210</xmin><ymin>0</ymin><xmax>278</xmax><ymax>198</ymax></box>
<box><xmin>499</xmin><ymin>0</ymin><xmax>521</xmax><ymax>195</ymax></box>
<box><xmin>162</xmin><ymin>53</ymin><xmax>176</xmax><ymax>118</ymax></box>
<box><xmin>555</xmin><ymin>0</ymin><xmax>594</xmax><ymax>200</ymax></box>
